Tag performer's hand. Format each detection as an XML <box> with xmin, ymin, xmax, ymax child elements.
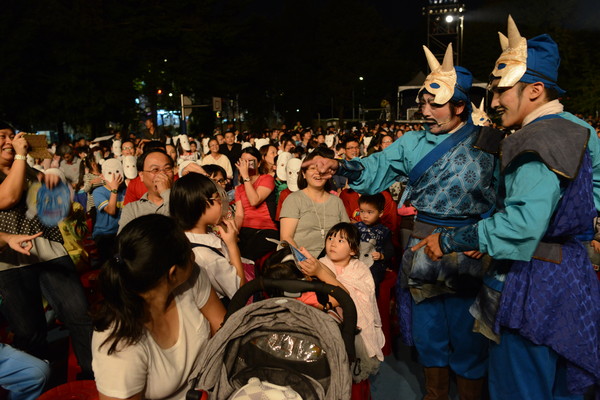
<box><xmin>591</xmin><ymin>240</ymin><xmax>600</xmax><ymax>254</ymax></box>
<box><xmin>301</xmin><ymin>156</ymin><xmax>339</xmax><ymax>179</ymax></box>
<box><xmin>411</xmin><ymin>233</ymin><xmax>443</xmax><ymax>261</ymax></box>
<box><xmin>463</xmin><ymin>250</ymin><xmax>484</xmax><ymax>259</ymax></box>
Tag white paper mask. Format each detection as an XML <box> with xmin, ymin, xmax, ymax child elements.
<box><xmin>174</xmin><ymin>135</ymin><xmax>191</xmax><ymax>151</ymax></box>
<box><xmin>276</xmin><ymin>152</ymin><xmax>293</xmax><ymax>181</ymax></box>
<box><xmin>325</xmin><ymin>134</ymin><xmax>335</xmax><ymax>148</ymax></box>
<box><xmin>102</xmin><ymin>158</ymin><xmax>123</xmax><ymax>183</ymax></box>
<box><xmin>254</xmin><ymin>138</ymin><xmax>269</xmax><ymax>149</ymax></box>
<box><xmin>111</xmin><ymin>140</ymin><xmax>122</xmax><ymax>157</ymax></box>
<box><xmin>122</xmin><ymin>155</ymin><xmax>138</xmax><ymax>179</ymax></box>
<box><xmin>202</xmin><ymin>137</ymin><xmax>211</xmax><ymax>154</ymax></box>
<box><xmin>286</xmin><ymin>158</ymin><xmax>302</xmax><ymax>192</ymax></box>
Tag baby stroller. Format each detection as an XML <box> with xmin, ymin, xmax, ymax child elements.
<box><xmin>188</xmin><ymin>278</ymin><xmax>358</xmax><ymax>400</ymax></box>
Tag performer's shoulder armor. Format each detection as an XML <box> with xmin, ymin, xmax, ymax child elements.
<box><xmin>473</xmin><ymin>126</ymin><xmax>506</xmax><ymax>154</ymax></box>
<box><xmin>500</xmin><ymin>118</ymin><xmax>590</xmax><ymax>180</ymax></box>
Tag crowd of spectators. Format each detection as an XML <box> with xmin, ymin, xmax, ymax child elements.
<box><xmin>1</xmin><ymin>109</ymin><xmax>599</xmax><ymax>398</ymax></box>
<box><xmin>0</xmin><ymin>117</ymin><xmax>417</xmax><ymax>399</ymax></box>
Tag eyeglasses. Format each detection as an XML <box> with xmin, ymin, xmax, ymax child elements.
<box><xmin>144</xmin><ymin>166</ymin><xmax>174</xmax><ymax>174</ymax></box>
<box><xmin>122</xmin><ymin>146</ymin><xmax>134</xmax><ymax>151</ymax></box>
<box><xmin>215</xmin><ymin>178</ymin><xmax>228</xmax><ymax>184</ymax></box>
<box><xmin>207</xmin><ymin>195</ymin><xmax>222</xmax><ymax>205</ymax></box>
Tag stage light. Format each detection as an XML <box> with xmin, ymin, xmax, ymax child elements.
<box><xmin>445</xmin><ymin>15</ymin><xmax>454</xmax><ymax>22</ymax></box>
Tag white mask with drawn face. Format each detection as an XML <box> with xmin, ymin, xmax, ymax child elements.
<box><xmin>122</xmin><ymin>156</ymin><xmax>138</xmax><ymax>180</ymax></box>
<box><xmin>286</xmin><ymin>158</ymin><xmax>302</xmax><ymax>192</ymax></box>
<box><xmin>276</xmin><ymin>152</ymin><xmax>293</xmax><ymax>181</ymax></box>
<box><xmin>325</xmin><ymin>134</ymin><xmax>335</xmax><ymax>148</ymax></box>
<box><xmin>112</xmin><ymin>140</ymin><xmax>122</xmax><ymax>157</ymax></box>
<box><xmin>102</xmin><ymin>158</ymin><xmax>123</xmax><ymax>183</ymax></box>
<box><xmin>175</xmin><ymin>135</ymin><xmax>191</xmax><ymax>151</ymax></box>
<box><xmin>93</xmin><ymin>150</ymin><xmax>103</xmax><ymax>163</ymax></box>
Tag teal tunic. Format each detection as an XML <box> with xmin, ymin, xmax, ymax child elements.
<box><xmin>477</xmin><ymin>112</ymin><xmax>600</xmax><ymax>259</ymax></box>
<box><xmin>345</xmin><ymin>123</ymin><xmax>498</xmax><ymax>221</ymax></box>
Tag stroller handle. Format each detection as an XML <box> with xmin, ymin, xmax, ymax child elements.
<box><xmin>226</xmin><ymin>278</ymin><xmax>357</xmax><ymax>360</ymax></box>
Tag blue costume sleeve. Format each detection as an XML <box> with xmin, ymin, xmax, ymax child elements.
<box><xmin>343</xmin><ymin>131</ymin><xmax>442</xmax><ymax>195</ymax></box>
<box><xmin>477</xmin><ymin>155</ymin><xmax>562</xmax><ymax>261</ymax></box>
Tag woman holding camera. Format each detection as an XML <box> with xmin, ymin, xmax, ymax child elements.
<box><xmin>234</xmin><ymin>147</ymin><xmax>278</xmax><ymax>261</ymax></box>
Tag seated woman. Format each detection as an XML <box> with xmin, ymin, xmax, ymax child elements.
<box><xmin>92</xmin><ymin>214</ymin><xmax>225</xmax><ymax>400</ymax></box>
<box><xmin>234</xmin><ymin>147</ymin><xmax>279</xmax><ymax>261</ymax></box>
<box><xmin>280</xmin><ymin>149</ymin><xmax>349</xmax><ymax>257</ymax></box>
<box><xmin>200</xmin><ymin>137</ymin><xmax>233</xmax><ymax>180</ymax></box>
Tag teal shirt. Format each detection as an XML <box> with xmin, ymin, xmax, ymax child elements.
<box><xmin>477</xmin><ymin>112</ymin><xmax>600</xmax><ymax>261</ymax></box>
<box><xmin>478</xmin><ymin>154</ymin><xmax>561</xmax><ymax>260</ymax></box>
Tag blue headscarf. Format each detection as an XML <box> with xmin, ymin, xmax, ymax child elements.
<box><xmin>520</xmin><ymin>34</ymin><xmax>565</xmax><ymax>96</ymax></box>
<box><xmin>453</xmin><ymin>66</ymin><xmax>473</xmax><ymax>119</ymax></box>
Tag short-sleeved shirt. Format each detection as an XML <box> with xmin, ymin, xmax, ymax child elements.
<box><xmin>59</xmin><ymin>158</ymin><xmax>81</xmax><ymax>186</ymax></box>
<box><xmin>200</xmin><ymin>154</ymin><xmax>233</xmax><ymax>179</ymax></box>
<box><xmin>118</xmin><ymin>190</ymin><xmax>171</xmax><ymax>234</ymax></box>
<box><xmin>123</xmin><ymin>176</ymin><xmax>147</xmax><ymax>205</ymax></box>
<box><xmin>92</xmin><ymin>266</ymin><xmax>212</xmax><ymax>400</ymax></box>
<box><xmin>92</xmin><ymin>186</ymin><xmax>125</xmax><ymax>238</ymax></box>
<box><xmin>186</xmin><ymin>231</ymin><xmax>241</xmax><ymax>299</ymax></box>
<box><xmin>235</xmin><ymin>174</ymin><xmax>277</xmax><ymax>230</ymax></box>
<box><xmin>280</xmin><ymin>191</ymin><xmax>350</xmax><ymax>257</ymax></box>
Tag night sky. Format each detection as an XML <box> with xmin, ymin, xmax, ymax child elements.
<box><xmin>1</xmin><ymin>0</ymin><xmax>598</xmax><ymax>133</ymax></box>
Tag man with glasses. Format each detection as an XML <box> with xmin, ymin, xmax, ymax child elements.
<box><xmin>344</xmin><ymin>138</ymin><xmax>361</xmax><ymax>160</ymax></box>
<box><xmin>121</xmin><ymin>141</ymin><xmax>136</xmax><ymax>157</ymax></box>
<box><xmin>118</xmin><ymin>149</ymin><xmax>174</xmax><ymax>233</ymax></box>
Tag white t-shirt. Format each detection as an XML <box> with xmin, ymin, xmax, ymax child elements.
<box><xmin>200</xmin><ymin>153</ymin><xmax>234</xmax><ymax>179</ymax></box>
<box><xmin>186</xmin><ymin>231</ymin><xmax>241</xmax><ymax>299</ymax></box>
<box><xmin>92</xmin><ymin>266</ymin><xmax>212</xmax><ymax>400</ymax></box>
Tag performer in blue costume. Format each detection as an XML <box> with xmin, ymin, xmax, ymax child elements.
<box><xmin>414</xmin><ymin>16</ymin><xmax>600</xmax><ymax>400</ymax></box>
<box><xmin>306</xmin><ymin>43</ymin><xmax>503</xmax><ymax>400</ymax></box>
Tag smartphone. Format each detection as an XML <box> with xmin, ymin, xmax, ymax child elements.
<box><xmin>247</xmin><ymin>160</ymin><xmax>257</xmax><ymax>176</ymax></box>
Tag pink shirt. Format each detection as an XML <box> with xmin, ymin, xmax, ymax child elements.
<box><xmin>235</xmin><ymin>174</ymin><xmax>277</xmax><ymax>230</ymax></box>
